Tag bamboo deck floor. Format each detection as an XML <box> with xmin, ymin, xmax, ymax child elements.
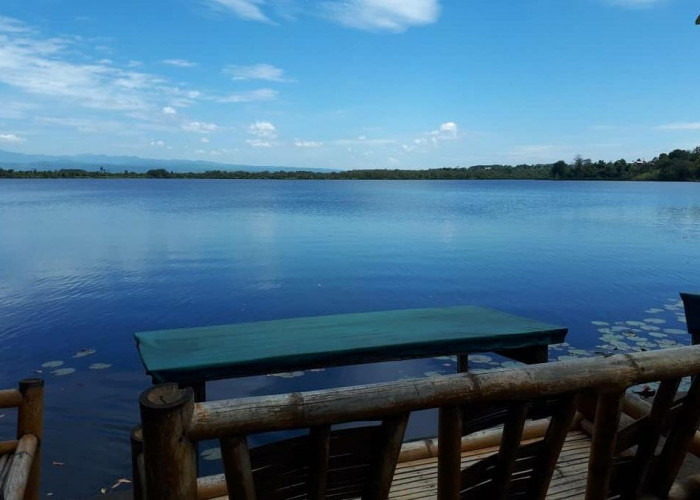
<box><xmin>388</xmin><ymin>431</ymin><xmax>592</xmax><ymax>500</ymax></box>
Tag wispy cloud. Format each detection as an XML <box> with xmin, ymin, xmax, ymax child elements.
<box><xmin>322</xmin><ymin>0</ymin><xmax>440</xmax><ymax>32</ymax></box>
<box><xmin>295</xmin><ymin>139</ymin><xmax>323</xmax><ymax>148</ymax></box>
<box><xmin>205</xmin><ymin>0</ymin><xmax>271</xmax><ymax>22</ymax></box>
<box><xmin>0</xmin><ymin>133</ymin><xmax>26</xmax><ymax>143</ymax></box>
<box><xmin>162</xmin><ymin>58</ymin><xmax>198</xmax><ymax>68</ymax></box>
<box><xmin>402</xmin><ymin>121</ymin><xmax>458</xmax><ymax>152</ymax></box>
<box><xmin>218</xmin><ymin>88</ymin><xmax>278</xmax><ymax>103</ymax></box>
<box><xmin>246</xmin><ymin>120</ymin><xmax>277</xmax><ymax>147</ymax></box>
<box><xmin>603</xmin><ymin>0</ymin><xmax>665</xmax><ymax>8</ymax></box>
<box><xmin>224</xmin><ymin>63</ymin><xmax>291</xmax><ymax>82</ymax></box>
<box><xmin>182</xmin><ymin>121</ymin><xmax>218</xmax><ymax>133</ymax></box>
<box><xmin>656</xmin><ymin>122</ymin><xmax>700</xmax><ymax>131</ymax></box>
<box><xmin>162</xmin><ymin>106</ymin><xmax>178</xmax><ymax>115</ymax></box>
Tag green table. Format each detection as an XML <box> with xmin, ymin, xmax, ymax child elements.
<box><xmin>135</xmin><ymin>305</ymin><xmax>567</xmax><ymax>400</ymax></box>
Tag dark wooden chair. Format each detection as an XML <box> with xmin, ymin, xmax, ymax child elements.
<box><xmin>0</xmin><ymin>379</ymin><xmax>44</xmax><ymax>500</ymax></box>
<box><xmin>132</xmin><ymin>345</ymin><xmax>700</xmax><ymax>500</ymax></box>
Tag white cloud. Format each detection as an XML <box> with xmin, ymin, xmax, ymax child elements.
<box><xmin>201</xmin><ymin>137</ymin><xmax>210</xmax><ymax>143</ymax></box>
<box><xmin>248</xmin><ymin>120</ymin><xmax>277</xmax><ymax>138</ymax></box>
<box><xmin>246</xmin><ymin>139</ymin><xmax>273</xmax><ymax>148</ymax></box>
<box><xmin>150</xmin><ymin>139</ymin><xmax>166</xmax><ymax>147</ymax></box>
<box><xmin>218</xmin><ymin>88</ymin><xmax>278</xmax><ymax>103</ymax></box>
<box><xmin>0</xmin><ymin>19</ymin><xmax>171</xmax><ymax>112</ymax></box>
<box><xmin>402</xmin><ymin>121</ymin><xmax>458</xmax><ymax>152</ymax></box>
<box><xmin>182</xmin><ymin>121</ymin><xmax>218</xmax><ymax>133</ymax></box>
<box><xmin>439</xmin><ymin>121</ymin><xmax>458</xmax><ymax>137</ymax></box>
<box><xmin>161</xmin><ymin>59</ymin><xmax>198</xmax><ymax>68</ymax></box>
<box><xmin>0</xmin><ymin>133</ymin><xmax>26</xmax><ymax>143</ymax></box>
<box><xmin>656</xmin><ymin>122</ymin><xmax>700</xmax><ymax>131</ymax></box>
<box><xmin>604</xmin><ymin>0</ymin><xmax>665</xmax><ymax>8</ymax></box>
<box><xmin>322</xmin><ymin>0</ymin><xmax>440</xmax><ymax>32</ymax></box>
<box><xmin>205</xmin><ymin>0</ymin><xmax>271</xmax><ymax>22</ymax></box>
<box><xmin>295</xmin><ymin>139</ymin><xmax>323</xmax><ymax>148</ymax></box>
<box><xmin>224</xmin><ymin>63</ymin><xmax>291</xmax><ymax>82</ymax></box>
<box><xmin>162</xmin><ymin>106</ymin><xmax>177</xmax><ymax>115</ymax></box>
<box><xmin>0</xmin><ymin>16</ymin><xmax>31</xmax><ymax>33</ymax></box>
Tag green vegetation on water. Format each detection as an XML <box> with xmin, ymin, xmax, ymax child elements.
<box><xmin>2</xmin><ymin>146</ymin><xmax>700</xmax><ymax>181</ymax></box>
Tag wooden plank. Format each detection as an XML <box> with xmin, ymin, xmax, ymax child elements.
<box><xmin>189</xmin><ymin>345</ymin><xmax>700</xmax><ymax>440</ymax></box>
<box><xmin>135</xmin><ymin>305</ymin><xmax>567</xmax><ymax>384</ymax></box>
<box><xmin>308</xmin><ymin>425</ymin><xmax>330</xmax><ymax>500</ymax></box>
<box><xmin>220</xmin><ymin>435</ymin><xmax>256</xmax><ymax>500</ymax></box>
<box><xmin>585</xmin><ymin>391</ymin><xmax>622</xmax><ymax>500</ymax></box>
<box><xmin>365</xmin><ymin>414</ymin><xmax>409</xmax><ymax>500</ymax></box>
<box><xmin>492</xmin><ymin>402</ymin><xmax>529</xmax><ymax>499</ymax></box>
<box><xmin>2</xmin><ymin>434</ymin><xmax>38</xmax><ymax>500</ymax></box>
<box><xmin>438</xmin><ymin>406</ymin><xmax>462</xmax><ymax>500</ymax></box>
<box><xmin>530</xmin><ymin>395</ymin><xmax>577</xmax><ymax>499</ymax></box>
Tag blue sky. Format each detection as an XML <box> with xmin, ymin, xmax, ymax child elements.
<box><xmin>0</xmin><ymin>0</ymin><xmax>698</xmax><ymax>169</ymax></box>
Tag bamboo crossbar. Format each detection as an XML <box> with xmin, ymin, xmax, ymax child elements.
<box><xmin>0</xmin><ymin>390</ymin><xmax>22</xmax><ymax>409</ymax></box>
<box><xmin>188</xmin><ymin>345</ymin><xmax>700</xmax><ymax>440</ymax></box>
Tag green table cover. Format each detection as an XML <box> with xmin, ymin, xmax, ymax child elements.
<box><xmin>135</xmin><ymin>305</ymin><xmax>568</xmax><ymax>384</ymax></box>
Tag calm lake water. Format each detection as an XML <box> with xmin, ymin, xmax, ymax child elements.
<box><xmin>1</xmin><ymin>179</ymin><xmax>699</xmax><ymax>497</ymax></box>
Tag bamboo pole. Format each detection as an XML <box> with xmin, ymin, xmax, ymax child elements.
<box><xmin>2</xmin><ymin>434</ymin><xmax>38</xmax><ymax>500</ymax></box>
<box><xmin>585</xmin><ymin>390</ymin><xmax>623</xmax><ymax>500</ymax></box>
<box><xmin>308</xmin><ymin>425</ymin><xmax>330</xmax><ymax>500</ymax></box>
<box><xmin>438</xmin><ymin>405</ymin><xmax>462</xmax><ymax>500</ymax></box>
<box><xmin>17</xmin><ymin>379</ymin><xmax>43</xmax><ymax>500</ymax></box>
<box><xmin>197</xmin><ymin>474</ymin><xmax>227</xmax><ymax>500</ymax></box>
<box><xmin>189</xmin><ymin>345</ymin><xmax>700</xmax><ymax>440</ymax></box>
<box><xmin>130</xmin><ymin>426</ymin><xmax>145</xmax><ymax>500</ymax></box>
<box><xmin>0</xmin><ymin>440</ymin><xmax>18</xmax><ymax>455</ymax></box>
<box><xmin>0</xmin><ymin>389</ymin><xmax>22</xmax><ymax>409</ymax></box>
<box><xmin>492</xmin><ymin>402</ymin><xmax>529</xmax><ymax>500</ymax></box>
<box><xmin>365</xmin><ymin>414</ymin><xmax>409</xmax><ymax>500</ymax></box>
<box><xmin>219</xmin><ymin>435</ymin><xmax>256</xmax><ymax>500</ymax></box>
<box><xmin>140</xmin><ymin>383</ymin><xmax>197</xmax><ymax>500</ymax></box>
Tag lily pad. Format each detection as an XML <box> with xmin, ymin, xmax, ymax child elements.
<box><xmin>643</xmin><ymin>318</ymin><xmax>666</xmax><ymax>324</ymax></box>
<box><xmin>469</xmin><ymin>354</ymin><xmax>492</xmax><ymax>363</ymax></box>
<box><xmin>645</xmin><ymin>308</ymin><xmax>663</xmax><ymax>314</ymax></box>
<box><xmin>640</xmin><ymin>325</ymin><xmax>661</xmax><ymax>332</ymax></box>
<box><xmin>73</xmin><ymin>349</ymin><xmax>96</xmax><ymax>358</ymax></box>
<box><xmin>201</xmin><ymin>448</ymin><xmax>221</xmax><ymax>461</ymax></box>
<box><xmin>267</xmin><ymin>371</ymin><xmax>304</xmax><ymax>378</ymax></box>
<box><xmin>591</xmin><ymin>321</ymin><xmax>609</xmax><ymax>326</ymax></box>
<box><xmin>89</xmin><ymin>363</ymin><xmax>112</xmax><ymax>370</ymax></box>
<box><xmin>51</xmin><ymin>368</ymin><xmax>76</xmax><ymax>376</ymax></box>
<box><xmin>664</xmin><ymin>328</ymin><xmax>687</xmax><ymax>335</ymax></box>
<box><xmin>42</xmin><ymin>361</ymin><xmax>64</xmax><ymax>368</ymax></box>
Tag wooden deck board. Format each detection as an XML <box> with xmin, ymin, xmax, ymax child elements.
<box><xmin>388</xmin><ymin>432</ymin><xmax>591</xmax><ymax>499</ymax></box>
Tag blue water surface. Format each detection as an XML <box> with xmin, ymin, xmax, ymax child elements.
<box><xmin>0</xmin><ymin>179</ymin><xmax>698</xmax><ymax>497</ymax></box>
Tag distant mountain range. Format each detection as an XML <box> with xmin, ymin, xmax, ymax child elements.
<box><xmin>0</xmin><ymin>149</ymin><xmax>334</xmax><ymax>173</ymax></box>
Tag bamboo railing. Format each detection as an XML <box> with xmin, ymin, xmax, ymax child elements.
<box><xmin>0</xmin><ymin>379</ymin><xmax>44</xmax><ymax>500</ymax></box>
<box><xmin>136</xmin><ymin>345</ymin><xmax>700</xmax><ymax>500</ymax></box>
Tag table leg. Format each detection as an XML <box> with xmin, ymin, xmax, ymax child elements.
<box><xmin>497</xmin><ymin>345</ymin><xmax>548</xmax><ymax>364</ymax></box>
<box><xmin>457</xmin><ymin>354</ymin><xmax>468</xmax><ymax>373</ymax></box>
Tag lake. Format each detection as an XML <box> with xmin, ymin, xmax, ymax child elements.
<box><xmin>1</xmin><ymin>179</ymin><xmax>699</xmax><ymax>497</ymax></box>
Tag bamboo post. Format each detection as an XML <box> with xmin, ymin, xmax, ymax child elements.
<box><xmin>131</xmin><ymin>426</ymin><xmax>146</xmax><ymax>500</ymax></box>
<box><xmin>626</xmin><ymin>378</ymin><xmax>680</xmax><ymax>498</ymax></box>
<box><xmin>0</xmin><ymin>390</ymin><xmax>23</xmax><ymax>409</ymax></box>
<box><xmin>219</xmin><ymin>435</ymin><xmax>256</xmax><ymax>500</ymax></box>
<box><xmin>438</xmin><ymin>405</ymin><xmax>462</xmax><ymax>500</ymax></box>
<box><xmin>2</xmin><ymin>434</ymin><xmax>38</xmax><ymax>500</ymax></box>
<box><xmin>140</xmin><ymin>383</ymin><xmax>197</xmax><ymax>500</ymax></box>
<box><xmin>308</xmin><ymin>425</ymin><xmax>330</xmax><ymax>500</ymax></box>
<box><xmin>531</xmin><ymin>395</ymin><xmax>577</xmax><ymax>500</ymax></box>
<box><xmin>17</xmin><ymin>378</ymin><xmax>43</xmax><ymax>500</ymax></box>
<box><xmin>365</xmin><ymin>413</ymin><xmax>409</xmax><ymax>500</ymax></box>
<box><xmin>492</xmin><ymin>402</ymin><xmax>529</xmax><ymax>500</ymax></box>
<box><xmin>653</xmin><ymin>375</ymin><xmax>700</xmax><ymax>496</ymax></box>
<box><xmin>585</xmin><ymin>390</ymin><xmax>623</xmax><ymax>500</ymax></box>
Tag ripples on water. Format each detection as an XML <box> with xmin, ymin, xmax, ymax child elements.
<box><xmin>1</xmin><ymin>179</ymin><xmax>699</xmax><ymax>497</ymax></box>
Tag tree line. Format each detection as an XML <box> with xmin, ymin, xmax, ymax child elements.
<box><xmin>1</xmin><ymin>146</ymin><xmax>699</xmax><ymax>181</ymax></box>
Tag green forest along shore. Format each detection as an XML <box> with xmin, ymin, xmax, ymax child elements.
<box><xmin>2</xmin><ymin>146</ymin><xmax>700</xmax><ymax>181</ymax></box>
